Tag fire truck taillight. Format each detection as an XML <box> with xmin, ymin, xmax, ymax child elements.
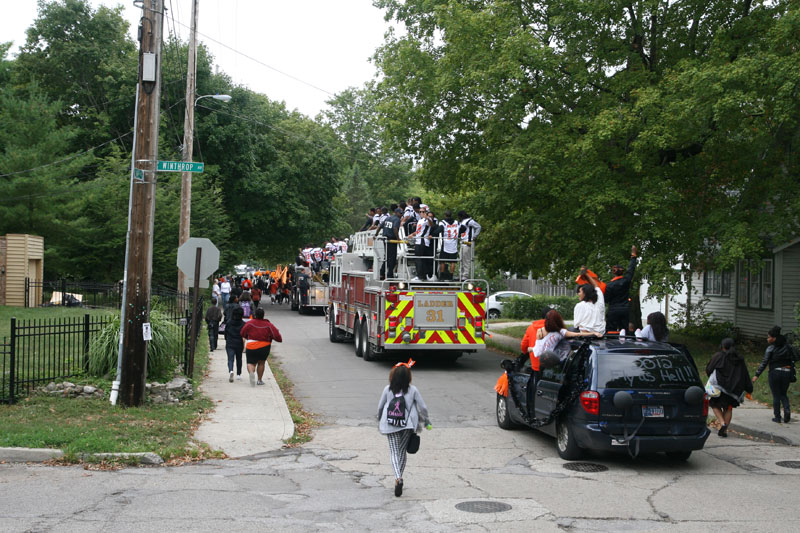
<box><xmin>473</xmin><ymin>293</ymin><xmax>486</xmax><ymax>304</ymax></box>
<box><xmin>474</xmin><ymin>318</ymin><xmax>484</xmax><ymax>329</ymax></box>
<box><xmin>458</xmin><ymin>318</ymin><xmax>466</xmax><ymax>328</ymax></box>
<box><xmin>386</xmin><ymin>293</ymin><xmax>399</xmax><ymax>304</ymax></box>
<box><xmin>388</xmin><ymin>316</ymin><xmax>399</xmax><ymax>328</ymax></box>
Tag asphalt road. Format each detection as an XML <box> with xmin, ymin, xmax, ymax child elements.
<box><xmin>2</xmin><ymin>303</ymin><xmax>800</xmax><ymax>531</ymax></box>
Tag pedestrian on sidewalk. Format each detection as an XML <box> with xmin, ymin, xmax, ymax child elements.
<box><xmin>220</xmin><ymin>277</ymin><xmax>231</xmax><ymax>307</ymax></box>
<box><xmin>377</xmin><ymin>360</ymin><xmax>431</xmax><ymax>497</ymax></box>
<box><xmin>706</xmin><ymin>338</ymin><xmax>753</xmax><ymax>437</ymax></box>
<box><xmin>752</xmin><ymin>326</ymin><xmax>795</xmax><ymax>423</ymax></box>
<box><xmin>223</xmin><ymin>295</ymin><xmax>240</xmax><ymax>325</ymax></box>
<box><xmin>240</xmin><ymin>307</ymin><xmax>283</xmax><ymax>387</ymax></box>
<box><xmin>204</xmin><ymin>298</ymin><xmax>223</xmax><ymax>351</ymax></box>
<box><xmin>212</xmin><ymin>279</ymin><xmax>222</xmax><ymax>306</ymax></box>
<box><xmin>224</xmin><ymin>307</ymin><xmax>245</xmax><ymax>383</ymax></box>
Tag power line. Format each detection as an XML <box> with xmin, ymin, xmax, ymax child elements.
<box><xmin>0</xmin><ymin>131</ymin><xmax>134</xmax><ymax>179</ymax></box>
<box><xmin>171</xmin><ymin>18</ymin><xmax>335</xmax><ymax>97</ymax></box>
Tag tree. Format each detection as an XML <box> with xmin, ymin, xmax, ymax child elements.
<box><xmin>321</xmin><ymin>84</ymin><xmax>418</xmax><ymax>229</ymax></box>
<box><xmin>373</xmin><ymin>0</ymin><xmax>800</xmax><ymax>294</ymax></box>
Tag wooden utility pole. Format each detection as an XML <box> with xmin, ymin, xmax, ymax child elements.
<box><xmin>178</xmin><ymin>0</ymin><xmax>200</xmax><ymax>293</ymax></box>
<box><xmin>119</xmin><ymin>0</ymin><xmax>164</xmax><ymax>407</ymax></box>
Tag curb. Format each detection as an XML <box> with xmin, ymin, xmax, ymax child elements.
<box><xmin>0</xmin><ymin>447</ymin><xmax>64</xmax><ymax>462</ymax></box>
<box><xmin>728</xmin><ymin>424</ymin><xmax>795</xmax><ymax>446</ymax></box>
<box><xmin>0</xmin><ymin>447</ymin><xmax>165</xmax><ymax>464</ymax></box>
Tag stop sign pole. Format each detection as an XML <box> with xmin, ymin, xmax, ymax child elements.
<box><xmin>187</xmin><ymin>246</ymin><xmax>202</xmax><ymax>378</ymax></box>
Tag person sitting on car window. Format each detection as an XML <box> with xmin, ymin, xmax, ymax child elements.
<box><xmin>635</xmin><ymin>312</ymin><xmax>669</xmax><ymax>342</ymax></box>
<box><xmin>534</xmin><ymin>310</ymin><xmax>601</xmax><ymax>359</ymax></box>
<box><xmin>573</xmin><ymin>272</ymin><xmax>605</xmax><ymax>334</ymax></box>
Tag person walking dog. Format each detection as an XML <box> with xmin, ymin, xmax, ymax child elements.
<box><xmin>377</xmin><ymin>360</ymin><xmax>431</xmax><ymax>497</ymax></box>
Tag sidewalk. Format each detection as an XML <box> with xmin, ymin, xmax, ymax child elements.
<box><xmin>485</xmin><ymin>321</ymin><xmax>800</xmax><ymax>446</ymax></box>
<box><xmin>193</xmin><ymin>336</ymin><xmax>295</xmax><ymax>458</ymax></box>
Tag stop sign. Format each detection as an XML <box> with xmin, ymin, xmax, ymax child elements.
<box><xmin>177</xmin><ymin>238</ymin><xmax>220</xmax><ymax>280</ymax></box>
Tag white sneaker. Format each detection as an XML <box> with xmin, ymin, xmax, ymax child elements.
<box><xmin>249</xmin><ymin>372</ymin><xmax>256</xmax><ymax>387</ymax></box>
<box><xmin>236</xmin><ymin>375</ymin><xmax>243</xmax><ymax>381</ymax></box>
<box><xmin>428</xmin><ymin>275</ymin><xmax>438</xmax><ymax>282</ymax></box>
<box><xmin>411</xmin><ymin>277</ymin><xmax>421</xmax><ymax>281</ymax></box>
<box><xmin>229</xmin><ymin>371</ymin><xmax>234</xmax><ymax>383</ymax></box>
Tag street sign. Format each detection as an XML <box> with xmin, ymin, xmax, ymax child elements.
<box><xmin>183</xmin><ymin>278</ymin><xmax>210</xmax><ymax>290</ymax></box>
<box><xmin>176</xmin><ymin>238</ymin><xmax>219</xmax><ymax>279</ymax></box>
<box><xmin>133</xmin><ymin>168</ymin><xmax>144</xmax><ymax>181</ymax></box>
<box><xmin>157</xmin><ymin>160</ymin><xmax>204</xmax><ymax>173</ymax></box>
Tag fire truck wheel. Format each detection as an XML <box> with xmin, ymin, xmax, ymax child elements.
<box><xmin>363</xmin><ymin>329</ymin><xmax>376</xmax><ymax>362</ymax></box>
<box><xmin>291</xmin><ymin>292</ymin><xmax>299</xmax><ymax>311</ymax></box>
<box><xmin>329</xmin><ymin>307</ymin><xmax>343</xmax><ymax>343</ymax></box>
<box><xmin>354</xmin><ymin>318</ymin><xmax>364</xmax><ymax>358</ymax></box>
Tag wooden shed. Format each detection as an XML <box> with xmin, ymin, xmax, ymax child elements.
<box><xmin>0</xmin><ymin>234</ymin><xmax>44</xmax><ymax>307</ymax></box>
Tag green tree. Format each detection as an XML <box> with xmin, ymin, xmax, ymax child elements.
<box><xmin>374</xmin><ymin>0</ymin><xmax>800</xmax><ymax>294</ymax></box>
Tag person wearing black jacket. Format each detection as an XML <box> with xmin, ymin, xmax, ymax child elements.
<box><xmin>753</xmin><ymin>326</ymin><xmax>795</xmax><ymax>423</ymax></box>
<box><xmin>706</xmin><ymin>338</ymin><xmax>753</xmax><ymax>437</ymax></box>
<box><xmin>224</xmin><ymin>307</ymin><xmax>245</xmax><ymax>382</ymax></box>
<box><xmin>204</xmin><ymin>298</ymin><xmax>223</xmax><ymax>351</ymax></box>
<box><xmin>605</xmin><ymin>245</ymin><xmax>638</xmax><ymax>331</ymax></box>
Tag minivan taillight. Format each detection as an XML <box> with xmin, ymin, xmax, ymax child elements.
<box><xmin>702</xmin><ymin>394</ymin><xmax>709</xmax><ymax>417</ymax></box>
<box><xmin>580</xmin><ymin>391</ymin><xmax>600</xmax><ymax>415</ymax></box>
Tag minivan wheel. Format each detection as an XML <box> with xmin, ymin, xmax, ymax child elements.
<box><xmin>496</xmin><ymin>394</ymin><xmax>515</xmax><ymax>429</ymax></box>
<box><xmin>666</xmin><ymin>451</ymin><xmax>692</xmax><ymax>461</ymax></box>
<box><xmin>556</xmin><ymin>418</ymin><xmax>583</xmax><ymax>460</ymax></box>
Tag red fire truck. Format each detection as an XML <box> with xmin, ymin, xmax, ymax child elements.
<box><xmin>326</xmin><ymin>230</ymin><xmax>487</xmax><ymax>362</ymax></box>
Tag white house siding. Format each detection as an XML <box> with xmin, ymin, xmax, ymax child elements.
<box><xmin>695</xmin><ymin>272</ymin><xmax>736</xmax><ymax>323</ymax></box>
<box><xmin>779</xmin><ymin>243</ymin><xmax>800</xmax><ymax>334</ymax></box>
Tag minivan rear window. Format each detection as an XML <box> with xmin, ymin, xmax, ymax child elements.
<box><xmin>598</xmin><ymin>352</ymin><xmax>699</xmax><ymax>389</ymax></box>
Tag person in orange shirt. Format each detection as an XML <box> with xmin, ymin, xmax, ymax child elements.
<box><xmin>240</xmin><ymin>308</ymin><xmax>283</xmax><ymax>386</ymax></box>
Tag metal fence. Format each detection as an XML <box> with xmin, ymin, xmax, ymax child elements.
<box><xmin>1</xmin><ymin>314</ymin><xmax>112</xmax><ymax>404</ymax></box>
<box><xmin>24</xmin><ymin>278</ymin><xmax>193</xmax><ymax>317</ymax></box>
<box><xmin>505</xmin><ymin>278</ymin><xmax>572</xmax><ymax>297</ymax></box>
<box><xmin>2</xmin><ymin>294</ymin><xmax>205</xmax><ymax>404</ymax></box>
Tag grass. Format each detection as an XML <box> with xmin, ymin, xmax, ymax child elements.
<box><xmin>485</xmin><ymin>324</ymin><xmax>797</xmax><ymax>412</ymax></box>
<box><xmin>0</xmin><ymin>326</ymin><xmax>221</xmax><ymax>464</ymax></box>
<box><xmin>0</xmin><ymin>305</ymin><xmax>111</xmax><ymax>339</ymax></box>
<box><xmin>268</xmin><ymin>354</ymin><xmax>318</xmax><ymax>446</ymax></box>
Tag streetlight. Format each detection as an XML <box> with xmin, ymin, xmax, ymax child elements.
<box><xmin>194</xmin><ymin>93</ymin><xmax>232</xmax><ymax>106</ymax></box>
<box><xmin>178</xmin><ymin>93</ymin><xmax>231</xmax><ymax>292</ymax></box>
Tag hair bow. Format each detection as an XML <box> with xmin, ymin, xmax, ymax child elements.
<box><xmin>394</xmin><ymin>358</ymin><xmax>415</xmax><ymax>368</ymax></box>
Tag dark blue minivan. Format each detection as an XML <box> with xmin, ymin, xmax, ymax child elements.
<box><xmin>496</xmin><ymin>337</ymin><xmax>710</xmax><ymax>460</ymax></box>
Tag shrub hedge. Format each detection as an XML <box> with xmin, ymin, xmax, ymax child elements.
<box><xmin>503</xmin><ymin>295</ymin><xmax>580</xmax><ymax>320</ymax></box>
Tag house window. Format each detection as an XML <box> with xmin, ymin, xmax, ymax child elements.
<box><xmin>737</xmin><ymin>259</ymin><xmax>773</xmax><ymax>310</ymax></box>
<box><xmin>703</xmin><ymin>270</ymin><xmax>731</xmax><ymax>297</ymax></box>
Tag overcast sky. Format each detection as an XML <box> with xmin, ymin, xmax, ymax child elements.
<box><xmin>2</xmin><ymin>0</ymin><xmax>393</xmax><ymax>118</ymax></box>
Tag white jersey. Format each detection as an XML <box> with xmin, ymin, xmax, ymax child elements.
<box><xmin>337</xmin><ymin>241</ymin><xmax>348</xmax><ymax>253</ymax></box>
<box><xmin>413</xmin><ymin>217</ymin><xmax>431</xmax><ymax>246</ymax></box>
<box><xmin>313</xmin><ymin>247</ymin><xmax>324</xmax><ymax>262</ymax></box>
<box><xmin>439</xmin><ymin>220</ymin><xmax>459</xmax><ymax>254</ymax></box>
<box><xmin>377</xmin><ymin>213</ymin><xmax>389</xmax><ymax>226</ymax></box>
<box><xmin>302</xmin><ymin>248</ymin><xmax>313</xmax><ymax>264</ymax></box>
<box><xmin>459</xmin><ymin>217</ymin><xmax>482</xmax><ymax>242</ymax></box>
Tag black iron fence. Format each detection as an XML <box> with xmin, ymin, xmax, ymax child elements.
<box><xmin>1</xmin><ymin>314</ymin><xmax>112</xmax><ymax>403</ymax></box>
<box><xmin>2</xmin><ymin>295</ymin><xmax>205</xmax><ymax>404</ymax></box>
<box><xmin>24</xmin><ymin>278</ymin><xmax>193</xmax><ymax>318</ymax></box>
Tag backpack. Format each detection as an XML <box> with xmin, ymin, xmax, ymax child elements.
<box><xmin>240</xmin><ymin>301</ymin><xmax>251</xmax><ymax>318</ymax></box>
<box><xmin>386</xmin><ymin>392</ymin><xmax>408</xmax><ymax>427</ymax></box>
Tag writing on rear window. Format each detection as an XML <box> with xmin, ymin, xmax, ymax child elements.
<box><xmin>600</xmin><ymin>354</ymin><xmax>698</xmax><ymax>388</ymax></box>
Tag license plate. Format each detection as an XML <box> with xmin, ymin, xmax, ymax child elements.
<box><xmin>642</xmin><ymin>405</ymin><xmax>664</xmax><ymax>418</ymax></box>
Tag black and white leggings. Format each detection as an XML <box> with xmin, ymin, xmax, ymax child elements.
<box><xmin>387</xmin><ymin>429</ymin><xmax>413</xmax><ymax>480</ymax></box>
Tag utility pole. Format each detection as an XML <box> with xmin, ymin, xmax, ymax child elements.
<box><xmin>119</xmin><ymin>0</ymin><xmax>164</xmax><ymax>407</ymax></box>
<box><xmin>178</xmin><ymin>0</ymin><xmax>200</xmax><ymax>293</ymax></box>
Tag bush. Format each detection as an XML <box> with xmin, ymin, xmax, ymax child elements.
<box><xmin>504</xmin><ymin>295</ymin><xmax>580</xmax><ymax>320</ymax></box>
<box><xmin>88</xmin><ymin>309</ymin><xmax>183</xmax><ymax>382</ymax></box>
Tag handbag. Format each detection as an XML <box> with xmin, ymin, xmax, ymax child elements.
<box><xmin>705</xmin><ymin>370</ymin><xmax>722</xmax><ymax>397</ymax></box>
<box><xmin>407</xmin><ymin>432</ymin><xmax>420</xmax><ymax>454</ymax></box>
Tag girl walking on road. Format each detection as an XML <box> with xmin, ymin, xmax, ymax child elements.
<box><xmin>224</xmin><ymin>307</ymin><xmax>245</xmax><ymax>383</ymax></box>
<box><xmin>377</xmin><ymin>360</ymin><xmax>431</xmax><ymax>497</ymax></box>
<box><xmin>752</xmin><ymin>326</ymin><xmax>795</xmax><ymax>423</ymax></box>
<box><xmin>240</xmin><ymin>308</ymin><xmax>282</xmax><ymax>387</ymax></box>
<box><xmin>707</xmin><ymin>338</ymin><xmax>753</xmax><ymax>437</ymax></box>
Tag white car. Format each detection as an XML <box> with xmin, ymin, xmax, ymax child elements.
<box><xmin>486</xmin><ymin>291</ymin><xmax>531</xmax><ymax>319</ymax></box>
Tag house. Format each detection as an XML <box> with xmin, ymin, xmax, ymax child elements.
<box><xmin>0</xmin><ymin>234</ymin><xmax>44</xmax><ymax>307</ymax></box>
<box><xmin>641</xmin><ymin>239</ymin><xmax>800</xmax><ymax>339</ymax></box>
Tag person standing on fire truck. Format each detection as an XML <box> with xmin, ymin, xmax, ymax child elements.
<box><xmin>458</xmin><ymin>210</ymin><xmax>481</xmax><ymax>280</ymax></box>
<box><xmin>438</xmin><ymin>210</ymin><xmax>459</xmax><ymax>281</ymax></box>
<box><xmin>378</xmin><ymin>207</ymin><xmax>402</xmax><ymax>280</ymax></box>
<box><xmin>411</xmin><ymin>205</ymin><xmax>432</xmax><ymax>281</ymax></box>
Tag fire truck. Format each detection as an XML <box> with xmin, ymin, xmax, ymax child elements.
<box><xmin>326</xmin><ymin>230</ymin><xmax>487</xmax><ymax>362</ymax></box>
<box><xmin>290</xmin><ymin>266</ymin><xmax>330</xmax><ymax>314</ymax></box>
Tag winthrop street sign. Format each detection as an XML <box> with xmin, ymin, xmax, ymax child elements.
<box><xmin>157</xmin><ymin>161</ymin><xmax>204</xmax><ymax>173</ymax></box>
